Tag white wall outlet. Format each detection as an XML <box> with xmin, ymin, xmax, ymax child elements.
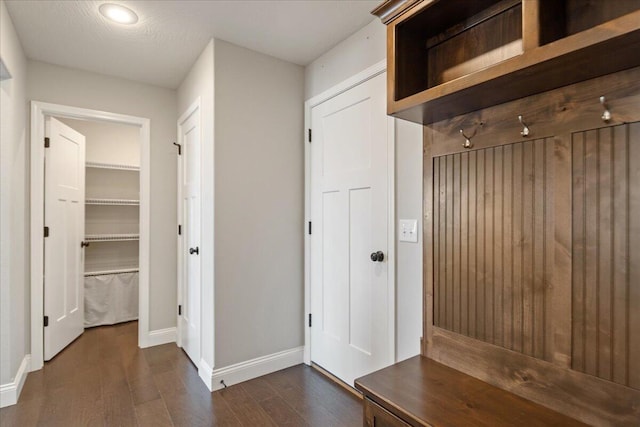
<box><xmin>399</xmin><ymin>219</ymin><xmax>418</xmax><ymax>243</ymax></box>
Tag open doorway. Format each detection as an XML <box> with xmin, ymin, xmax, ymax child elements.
<box><xmin>30</xmin><ymin>102</ymin><xmax>151</xmax><ymax>370</ymax></box>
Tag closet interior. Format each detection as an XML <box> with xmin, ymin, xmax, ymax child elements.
<box><xmin>60</xmin><ymin>118</ymin><xmax>140</xmax><ymax>328</ymax></box>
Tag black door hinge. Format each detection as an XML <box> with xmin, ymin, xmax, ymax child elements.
<box><xmin>178</xmin><ymin>305</ymin><xmax>182</xmax><ymax>316</ymax></box>
<box><xmin>44</xmin><ymin>137</ymin><xmax>50</xmax><ymax>148</ymax></box>
<box><xmin>308</xmin><ymin>221</ymin><xmax>312</xmax><ymax>235</ymax></box>
<box><xmin>308</xmin><ymin>129</ymin><xmax>312</xmax><ymax>143</ymax></box>
<box><xmin>308</xmin><ymin>313</ymin><xmax>312</xmax><ymax>327</ymax></box>
<box><xmin>44</xmin><ymin>316</ymin><xmax>49</xmax><ymax>327</ymax></box>
<box><xmin>44</xmin><ymin>226</ymin><xmax>49</xmax><ymax>237</ymax></box>
<box><xmin>178</xmin><ymin>225</ymin><xmax>182</xmax><ymax>236</ymax></box>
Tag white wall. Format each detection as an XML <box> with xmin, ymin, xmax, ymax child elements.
<box><xmin>177</xmin><ymin>39</ymin><xmax>215</xmax><ymax>375</ymax></box>
<box><xmin>304</xmin><ymin>19</ymin><xmax>423</xmax><ymax>361</ymax></box>
<box><xmin>27</xmin><ymin>61</ymin><xmax>178</xmax><ymax>331</ymax></box>
<box><xmin>395</xmin><ymin>120</ymin><xmax>423</xmax><ymax>361</ymax></box>
<box><xmin>59</xmin><ymin>118</ymin><xmax>140</xmax><ymax>165</ymax></box>
<box><xmin>214</xmin><ymin>40</ymin><xmax>304</xmax><ymax>368</ymax></box>
<box><xmin>0</xmin><ymin>0</ymin><xmax>29</xmax><ymax>387</ymax></box>
<box><xmin>304</xmin><ymin>19</ymin><xmax>384</xmax><ymax>100</ymax></box>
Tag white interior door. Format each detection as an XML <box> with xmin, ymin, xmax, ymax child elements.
<box><xmin>310</xmin><ymin>72</ymin><xmax>392</xmax><ymax>387</ymax></box>
<box><xmin>44</xmin><ymin>117</ymin><xmax>86</xmax><ymax>361</ymax></box>
<box><xmin>178</xmin><ymin>105</ymin><xmax>201</xmax><ymax>366</ymax></box>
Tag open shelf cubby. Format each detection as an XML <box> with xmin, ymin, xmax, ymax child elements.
<box><xmin>379</xmin><ymin>0</ymin><xmax>640</xmax><ymax>124</ymax></box>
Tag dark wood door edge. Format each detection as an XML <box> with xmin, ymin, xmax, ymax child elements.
<box><xmin>311</xmin><ymin>362</ymin><xmax>363</xmax><ymax>400</ymax></box>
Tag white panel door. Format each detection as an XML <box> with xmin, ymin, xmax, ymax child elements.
<box><xmin>310</xmin><ymin>72</ymin><xmax>392</xmax><ymax>387</ymax></box>
<box><xmin>178</xmin><ymin>106</ymin><xmax>201</xmax><ymax>366</ymax></box>
<box><xmin>44</xmin><ymin>117</ymin><xmax>86</xmax><ymax>361</ymax></box>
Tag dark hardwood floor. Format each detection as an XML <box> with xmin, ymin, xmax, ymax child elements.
<box><xmin>0</xmin><ymin>322</ymin><xmax>362</xmax><ymax>426</ymax></box>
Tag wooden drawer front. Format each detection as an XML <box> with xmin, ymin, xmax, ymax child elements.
<box><xmin>364</xmin><ymin>398</ymin><xmax>413</xmax><ymax>427</ymax></box>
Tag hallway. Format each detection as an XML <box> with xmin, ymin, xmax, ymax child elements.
<box><xmin>0</xmin><ymin>322</ymin><xmax>362</xmax><ymax>426</ymax></box>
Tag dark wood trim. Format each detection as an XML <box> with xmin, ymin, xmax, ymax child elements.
<box><xmin>371</xmin><ymin>0</ymin><xmax>423</xmax><ymax>24</ymax></box>
<box><xmin>386</xmin><ymin>6</ymin><xmax>640</xmax><ymax>124</ymax></box>
<box><xmin>521</xmin><ymin>0</ymin><xmax>540</xmax><ymax>51</ymax></box>
<box><xmin>424</xmin><ymin>66</ymin><xmax>640</xmax><ymax>157</ymax></box>
<box><xmin>311</xmin><ymin>363</ymin><xmax>363</xmax><ymax>400</ymax></box>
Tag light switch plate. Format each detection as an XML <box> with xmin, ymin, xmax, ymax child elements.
<box><xmin>399</xmin><ymin>219</ymin><xmax>418</xmax><ymax>243</ymax></box>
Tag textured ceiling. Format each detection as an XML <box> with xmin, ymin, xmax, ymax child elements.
<box><xmin>5</xmin><ymin>0</ymin><xmax>379</xmax><ymax>88</ymax></box>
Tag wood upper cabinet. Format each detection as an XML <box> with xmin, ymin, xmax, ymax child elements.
<box><xmin>372</xmin><ymin>0</ymin><xmax>640</xmax><ymax>124</ymax></box>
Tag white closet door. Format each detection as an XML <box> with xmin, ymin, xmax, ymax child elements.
<box><xmin>310</xmin><ymin>72</ymin><xmax>393</xmax><ymax>387</ymax></box>
<box><xmin>44</xmin><ymin>117</ymin><xmax>86</xmax><ymax>361</ymax></box>
<box><xmin>178</xmin><ymin>104</ymin><xmax>201</xmax><ymax>367</ymax></box>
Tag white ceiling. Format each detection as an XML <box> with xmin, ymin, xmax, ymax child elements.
<box><xmin>5</xmin><ymin>0</ymin><xmax>380</xmax><ymax>89</ymax></box>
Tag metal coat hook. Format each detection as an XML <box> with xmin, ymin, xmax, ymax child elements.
<box><xmin>600</xmin><ymin>96</ymin><xmax>611</xmax><ymax>122</ymax></box>
<box><xmin>172</xmin><ymin>141</ymin><xmax>182</xmax><ymax>155</ymax></box>
<box><xmin>518</xmin><ymin>115</ymin><xmax>530</xmax><ymax>137</ymax></box>
<box><xmin>459</xmin><ymin>122</ymin><xmax>483</xmax><ymax>149</ymax></box>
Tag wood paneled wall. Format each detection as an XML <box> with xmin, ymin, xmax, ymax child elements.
<box><xmin>433</xmin><ymin>139</ymin><xmax>553</xmax><ymax>361</ymax></box>
<box><xmin>423</xmin><ymin>67</ymin><xmax>640</xmax><ymax>426</ymax></box>
<box><xmin>571</xmin><ymin>123</ymin><xmax>640</xmax><ymax>389</ymax></box>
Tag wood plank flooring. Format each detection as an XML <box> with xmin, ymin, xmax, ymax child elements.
<box><xmin>0</xmin><ymin>322</ymin><xmax>362</xmax><ymax>426</ymax></box>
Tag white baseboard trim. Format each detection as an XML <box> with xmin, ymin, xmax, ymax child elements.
<box><xmin>198</xmin><ymin>358</ymin><xmax>214</xmax><ymax>392</ymax></box>
<box><xmin>0</xmin><ymin>354</ymin><xmax>31</xmax><ymax>408</ymax></box>
<box><xmin>141</xmin><ymin>327</ymin><xmax>176</xmax><ymax>348</ymax></box>
<box><xmin>211</xmin><ymin>346</ymin><xmax>304</xmax><ymax>391</ymax></box>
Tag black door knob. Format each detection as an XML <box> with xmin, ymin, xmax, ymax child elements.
<box><xmin>370</xmin><ymin>251</ymin><xmax>384</xmax><ymax>262</ymax></box>
<box><xmin>189</xmin><ymin>247</ymin><xmax>199</xmax><ymax>255</ymax></box>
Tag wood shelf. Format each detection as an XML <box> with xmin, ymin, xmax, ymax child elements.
<box><xmin>86</xmin><ymin>198</ymin><xmax>139</xmax><ymax>206</ymax></box>
<box><xmin>86</xmin><ymin>161</ymin><xmax>140</xmax><ymax>171</ymax></box>
<box><xmin>85</xmin><ymin>234</ymin><xmax>139</xmax><ymax>242</ymax></box>
<box><xmin>374</xmin><ymin>0</ymin><xmax>640</xmax><ymax>124</ymax></box>
<box><xmin>84</xmin><ymin>267</ymin><xmax>139</xmax><ymax>277</ymax></box>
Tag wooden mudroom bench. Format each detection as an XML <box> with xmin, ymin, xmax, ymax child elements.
<box><xmin>355</xmin><ymin>356</ymin><xmax>586</xmax><ymax>427</ymax></box>
<box><xmin>364</xmin><ymin>0</ymin><xmax>640</xmax><ymax>425</ymax></box>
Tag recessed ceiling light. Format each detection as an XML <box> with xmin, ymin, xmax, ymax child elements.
<box><xmin>99</xmin><ymin>3</ymin><xmax>138</xmax><ymax>25</ymax></box>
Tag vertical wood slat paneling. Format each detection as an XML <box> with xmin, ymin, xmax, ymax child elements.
<box><xmin>533</xmin><ymin>141</ymin><xmax>546</xmax><ymax>360</ymax></box>
<box><xmin>432</xmin><ymin>138</ymin><xmax>552</xmax><ymax>359</ymax></box>
<box><xmin>629</xmin><ymin>122</ymin><xmax>640</xmax><ymax>390</ymax></box>
<box><xmin>512</xmin><ymin>142</ymin><xmax>524</xmax><ymax>354</ymax></box>
<box><xmin>453</xmin><ymin>155</ymin><xmax>461</xmax><ymax>334</ymax></box>
<box><xmin>503</xmin><ymin>145</ymin><xmax>513</xmax><ymax>351</ymax></box>
<box><xmin>493</xmin><ymin>147</ymin><xmax>503</xmax><ymax>347</ymax></box>
<box><xmin>433</xmin><ymin>158</ymin><xmax>440</xmax><ymax>327</ymax></box>
<box><xmin>611</xmin><ymin>125</ymin><xmax>627</xmax><ymax>385</ymax></box>
<box><xmin>446</xmin><ymin>155</ymin><xmax>455</xmax><ymax>331</ymax></box>
<box><xmin>439</xmin><ymin>157</ymin><xmax>446</xmax><ymax>328</ymax></box>
<box><xmin>476</xmin><ymin>150</ymin><xmax>486</xmax><ymax>342</ymax></box>
<box><xmin>584</xmin><ymin>129</ymin><xmax>599</xmax><ymax>377</ymax></box>
<box><xmin>468</xmin><ymin>152</ymin><xmax>477</xmax><ymax>339</ymax></box>
<box><xmin>522</xmin><ymin>141</ymin><xmax>534</xmax><ymax>357</ymax></box>
<box><xmin>485</xmin><ymin>149</ymin><xmax>494</xmax><ymax>344</ymax></box>
<box><xmin>572</xmin><ymin>122</ymin><xmax>640</xmax><ymax>390</ymax></box>
<box><xmin>460</xmin><ymin>153</ymin><xmax>469</xmax><ymax>337</ymax></box>
<box><xmin>572</xmin><ymin>132</ymin><xmax>586</xmax><ymax>372</ymax></box>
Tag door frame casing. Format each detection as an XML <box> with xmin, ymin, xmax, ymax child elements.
<box><xmin>303</xmin><ymin>59</ymin><xmax>396</xmax><ymax>366</ymax></box>
<box><xmin>30</xmin><ymin>101</ymin><xmax>151</xmax><ymax>370</ymax></box>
